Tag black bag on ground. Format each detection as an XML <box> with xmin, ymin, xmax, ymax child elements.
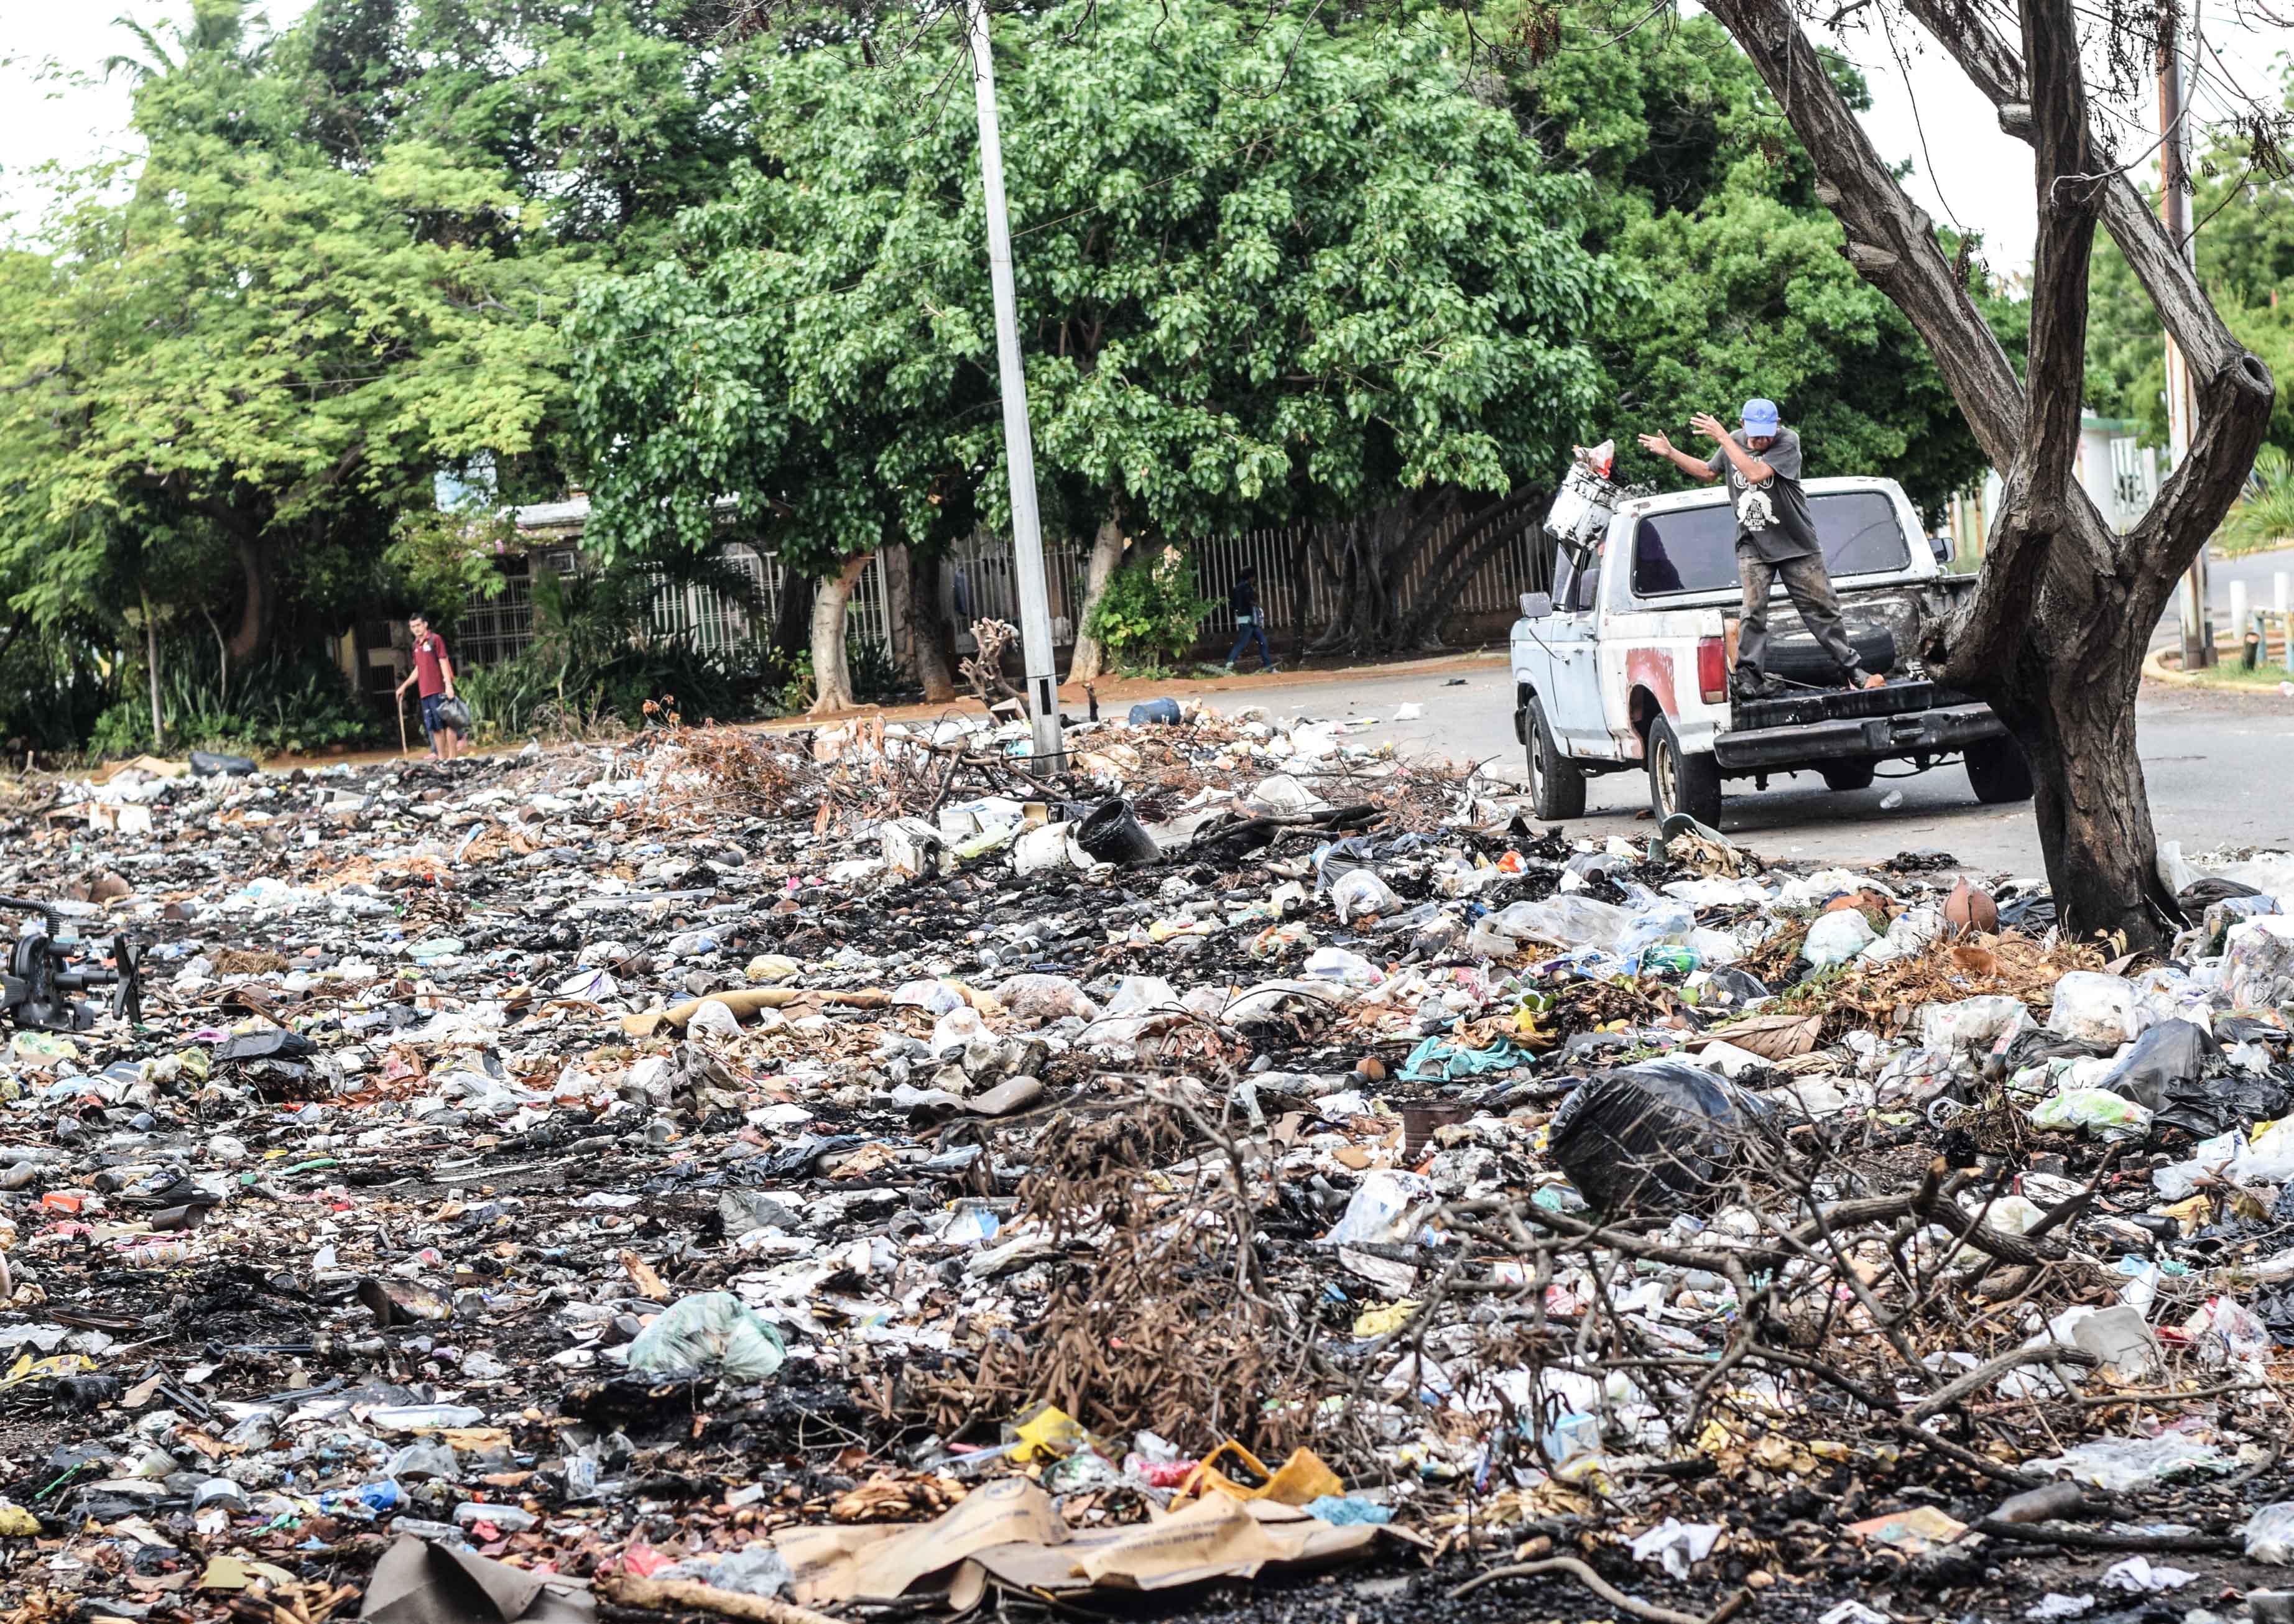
<box><xmin>1548</xmin><ymin>1060</ymin><xmax>1759</xmax><ymax>1216</ymax></box>
<box><xmin>2103</xmin><ymin>1018</ymin><xmax>2288</xmax><ymax>1136</ymax></box>
<box><xmin>189</xmin><ymin>750</ymin><xmax>260</xmax><ymax>778</ymax></box>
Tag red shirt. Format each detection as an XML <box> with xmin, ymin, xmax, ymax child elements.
<box><xmin>411</xmin><ymin>633</ymin><xmax>453</xmax><ymax>698</ymax></box>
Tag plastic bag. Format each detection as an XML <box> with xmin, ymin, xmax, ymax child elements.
<box><xmin>1473</xmin><ymin>895</ymin><xmax>1634</xmax><ymax>953</ymax></box>
<box><xmin>1918</xmin><ymin>995</ymin><xmax>2033</xmax><ymax>1058</ymax></box>
<box><xmin>2242</xmin><ymin>1502</ymin><xmax>2294</xmax><ymax>1564</ymax></box>
<box><xmin>2026</xmin><ymin>1433</ymin><xmax>2229</xmax><ymax>1491</ymax></box>
<box><xmin>1614</xmin><ymin>903</ymin><xmax>1695</xmax><ymax>961</ymax></box>
<box><xmin>625</xmin><ymin>1293</ymin><xmax>787</xmax><ymax>1382</ymax></box>
<box><xmin>1302</xmin><ymin>946</ymin><xmax>1383</xmax><ymax>986</ymax></box>
<box><xmin>2047</xmin><ymin>972</ymin><xmax>2137</xmax><ymax>1045</ymax></box>
<box><xmin>1549</xmin><ymin>1061</ymin><xmax>1760</xmax><ymax>1215</ymax></box>
<box><xmin>1323</xmin><ymin>1170</ymin><xmax>1438</xmax><ymax>1247</ymax></box>
<box><xmin>1802</xmin><ymin>909</ymin><xmax>1877</xmax><ymax>967</ymax></box>
<box><xmin>1330</xmin><ymin>869</ymin><xmax>1402</xmax><ymax>925</ymax></box>
<box><xmin>2227</xmin><ymin>917</ymin><xmax>2294</xmax><ymax>1010</ymax></box>
<box><xmin>995</xmin><ymin>973</ymin><xmax>1099</xmax><ymax>1027</ymax></box>
<box><xmin>2028</xmin><ymin>1087</ymin><xmax>2151</xmax><ymax>1138</ymax></box>
<box><xmin>2102</xmin><ymin>1020</ymin><xmax>2218</xmax><ymax>1109</ymax></box>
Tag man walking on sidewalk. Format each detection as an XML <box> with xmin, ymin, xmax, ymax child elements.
<box><xmin>1226</xmin><ymin>566</ymin><xmax>1277</xmax><ymax>673</ymax></box>
<box><xmin>1638</xmin><ymin>399</ymin><xmax>1886</xmax><ymax>698</ymax></box>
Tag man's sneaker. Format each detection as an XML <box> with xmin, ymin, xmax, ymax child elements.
<box><xmin>1732</xmin><ymin>671</ymin><xmax>1784</xmax><ymax>701</ymax></box>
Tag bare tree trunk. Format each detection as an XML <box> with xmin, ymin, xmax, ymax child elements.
<box><xmin>1698</xmin><ymin>0</ymin><xmax>2274</xmax><ymax>947</ymax></box>
<box><xmin>140</xmin><ymin>587</ymin><xmax>165</xmax><ymax>751</ymax></box>
<box><xmin>807</xmin><ymin>553</ymin><xmax>871</xmax><ymax>716</ymax></box>
<box><xmin>1064</xmin><ymin>512</ymin><xmax>1127</xmax><ymax>683</ymax></box>
<box><xmin>890</xmin><ymin>546</ymin><xmax>955</xmax><ymax>703</ymax></box>
<box><xmin>772</xmin><ymin>568</ymin><xmax>813</xmax><ymax>667</ymax></box>
<box><xmin>224</xmin><ymin>533</ymin><xmax>272</xmax><ymax>664</ymax></box>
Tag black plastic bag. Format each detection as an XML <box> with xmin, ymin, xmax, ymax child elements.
<box><xmin>2102</xmin><ymin>1020</ymin><xmax>2221</xmax><ymax>1110</ymax></box>
<box><xmin>190</xmin><ymin>750</ymin><xmax>261</xmax><ymax>778</ymax></box>
<box><xmin>1996</xmin><ymin>890</ymin><xmax>2056</xmax><ymax>932</ymax></box>
<box><xmin>1549</xmin><ymin>1060</ymin><xmax>1759</xmax><ymax>1216</ymax></box>
<box><xmin>2106</xmin><ymin>1019</ymin><xmax>2290</xmax><ymax>1136</ymax></box>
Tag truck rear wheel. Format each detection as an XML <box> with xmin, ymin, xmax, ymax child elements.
<box><xmin>1647</xmin><ymin>714</ymin><xmax>1723</xmax><ymax>828</ymax></box>
<box><xmin>1964</xmin><ymin>735</ymin><xmax>2035</xmax><ymax>804</ymax></box>
<box><xmin>1524</xmin><ymin>694</ymin><xmax>1586</xmax><ymax>820</ymax></box>
<box><xmin>1820</xmin><ymin>760</ymin><xmax>1875</xmax><ymax>792</ymax></box>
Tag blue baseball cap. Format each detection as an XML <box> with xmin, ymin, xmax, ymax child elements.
<box><xmin>1741</xmin><ymin>398</ymin><xmax>1781</xmax><ymax>434</ymax></box>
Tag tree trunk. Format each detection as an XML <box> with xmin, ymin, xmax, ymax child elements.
<box><xmin>1997</xmin><ymin>630</ymin><xmax>2173</xmax><ymax>947</ymax></box>
<box><xmin>225</xmin><ymin>533</ymin><xmax>272</xmax><ymax>664</ymax></box>
<box><xmin>908</xmin><ymin>548</ymin><xmax>956</xmax><ymax>703</ymax></box>
<box><xmin>141</xmin><ymin>587</ymin><xmax>165</xmax><ymax>752</ymax></box>
<box><xmin>1697</xmin><ymin>0</ymin><xmax>2274</xmax><ymax>948</ymax></box>
<box><xmin>807</xmin><ymin>553</ymin><xmax>871</xmax><ymax>716</ymax></box>
<box><xmin>772</xmin><ymin>568</ymin><xmax>813</xmax><ymax>666</ymax></box>
<box><xmin>884</xmin><ymin>545</ymin><xmax>955</xmax><ymax>703</ymax></box>
<box><xmin>1064</xmin><ymin>513</ymin><xmax>1127</xmax><ymax>683</ymax></box>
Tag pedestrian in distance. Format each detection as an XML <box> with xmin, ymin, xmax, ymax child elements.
<box><xmin>395</xmin><ymin>612</ymin><xmax>465</xmax><ymax>762</ymax></box>
<box><xmin>1226</xmin><ymin>566</ymin><xmax>1277</xmax><ymax>673</ymax></box>
<box><xmin>1638</xmin><ymin>399</ymin><xmax>1888</xmax><ymax>699</ymax></box>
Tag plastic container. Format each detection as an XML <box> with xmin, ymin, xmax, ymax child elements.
<box><xmin>1075</xmin><ymin>799</ymin><xmax>1160</xmax><ymax>865</ymax></box>
<box><xmin>1126</xmin><ymin>698</ymin><xmax>1182</xmax><ymax>726</ymax></box>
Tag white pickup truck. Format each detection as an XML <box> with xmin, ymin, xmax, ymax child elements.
<box><xmin>1510</xmin><ymin>474</ymin><xmax>2032</xmax><ymax>827</ymax></box>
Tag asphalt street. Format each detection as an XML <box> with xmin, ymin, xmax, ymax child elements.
<box><xmin>1198</xmin><ymin>658</ymin><xmax>2294</xmax><ymax>878</ymax></box>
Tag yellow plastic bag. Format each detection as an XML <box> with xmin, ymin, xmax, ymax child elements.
<box><xmin>1180</xmin><ymin>1441</ymin><xmax>1343</xmax><ymax>1507</ymax></box>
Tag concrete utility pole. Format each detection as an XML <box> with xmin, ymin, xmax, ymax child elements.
<box><xmin>2161</xmin><ymin>5</ymin><xmax>2215</xmax><ymax>668</ymax></box>
<box><xmin>966</xmin><ymin>0</ymin><xmax>1065</xmax><ymax>766</ymax></box>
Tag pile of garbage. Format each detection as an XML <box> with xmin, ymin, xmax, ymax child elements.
<box><xmin>4</xmin><ymin>704</ymin><xmax>2294</xmax><ymax>1624</ymax></box>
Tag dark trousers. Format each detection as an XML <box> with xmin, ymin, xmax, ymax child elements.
<box><xmin>1228</xmin><ymin>618</ymin><xmax>1273</xmax><ymax>668</ymax></box>
<box><xmin>1737</xmin><ymin>551</ymin><xmax>1864</xmax><ymax>683</ymax></box>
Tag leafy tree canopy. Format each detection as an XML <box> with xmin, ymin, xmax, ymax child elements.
<box><xmin>1505</xmin><ymin>5</ymin><xmax>2015</xmax><ymax>515</ymax></box>
<box><xmin>2086</xmin><ymin>64</ymin><xmax>2294</xmax><ymax>461</ymax></box>
<box><xmin>570</xmin><ymin>0</ymin><xmax>1619</xmax><ymax>576</ymax></box>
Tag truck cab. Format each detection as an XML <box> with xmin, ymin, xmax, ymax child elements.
<box><xmin>1509</xmin><ymin>475</ymin><xmax>2032</xmax><ymax>826</ymax></box>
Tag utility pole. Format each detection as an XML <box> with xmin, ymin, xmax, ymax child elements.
<box><xmin>2161</xmin><ymin>4</ymin><xmax>2214</xmax><ymax>668</ymax></box>
<box><xmin>966</xmin><ymin>0</ymin><xmax>1065</xmax><ymax>766</ymax></box>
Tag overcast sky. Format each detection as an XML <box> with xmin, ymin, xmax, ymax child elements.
<box><xmin>1</xmin><ymin>0</ymin><xmax>2286</xmax><ymax>270</ymax></box>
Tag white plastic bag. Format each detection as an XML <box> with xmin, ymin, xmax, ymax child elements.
<box><xmin>1330</xmin><ymin>868</ymin><xmax>1402</xmax><ymax>924</ymax></box>
<box><xmin>2244</xmin><ymin>1502</ymin><xmax>2294</xmax><ymax>1564</ymax></box>
<box><xmin>626</xmin><ymin>1293</ymin><xmax>787</xmax><ymax>1382</ymax></box>
<box><xmin>1803</xmin><ymin>909</ymin><xmax>1877</xmax><ymax>967</ymax></box>
<box><xmin>2047</xmin><ymin>971</ymin><xmax>2137</xmax><ymax>1045</ymax></box>
<box><xmin>1323</xmin><ymin>1170</ymin><xmax>1437</xmax><ymax>1248</ymax></box>
<box><xmin>1918</xmin><ymin>995</ymin><xmax>2033</xmax><ymax>1058</ymax></box>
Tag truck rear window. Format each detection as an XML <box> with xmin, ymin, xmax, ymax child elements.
<box><xmin>1632</xmin><ymin>491</ymin><xmax>1910</xmax><ymax>597</ymax></box>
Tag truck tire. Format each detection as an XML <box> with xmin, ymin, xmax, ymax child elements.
<box><xmin>1524</xmin><ymin>694</ymin><xmax>1587</xmax><ymax>820</ymax></box>
<box><xmin>1964</xmin><ymin>735</ymin><xmax>2035</xmax><ymax>804</ymax></box>
<box><xmin>1820</xmin><ymin>760</ymin><xmax>1876</xmax><ymax>792</ymax></box>
<box><xmin>1647</xmin><ymin>714</ymin><xmax>1723</xmax><ymax>828</ymax></box>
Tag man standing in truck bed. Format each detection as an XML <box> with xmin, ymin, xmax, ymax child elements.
<box><xmin>1638</xmin><ymin>399</ymin><xmax>1887</xmax><ymax>699</ymax></box>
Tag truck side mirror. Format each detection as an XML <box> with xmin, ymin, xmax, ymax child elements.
<box><xmin>1930</xmin><ymin>532</ymin><xmax>1953</xmax><ymax>566</ymax></box>
<box><xmin>1520</xmin><ymin>591</ymin><xmax>1555</xmax><ymax>620</ymax></box>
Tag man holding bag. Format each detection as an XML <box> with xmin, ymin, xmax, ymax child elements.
<box><xmin>395</xmin><ymin>613</ymin><xmax>466</xmax><ymax>762</ymax></box>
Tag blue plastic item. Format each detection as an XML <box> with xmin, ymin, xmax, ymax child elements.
<box><xmin>1127</xmin><ymin>698</ymin><xmax>1182</xmax><ymax>725</ymax></box>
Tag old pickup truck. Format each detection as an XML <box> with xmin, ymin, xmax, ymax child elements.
<box><xmin>1510</xmin><ymin>474</ymin><xmax>2032</xmax><ymax>826</ymax></box>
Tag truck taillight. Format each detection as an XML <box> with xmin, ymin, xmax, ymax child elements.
<box><xmin>1698</xmin><ymin>637</ymin><xmax>1727</xmax><ymax>704</ymax></box>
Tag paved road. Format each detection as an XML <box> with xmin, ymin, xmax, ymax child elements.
<box><xmin>1198</xmin><ymin>659</ymin><xmax>2294</xmax><ymax>877</ymax></box>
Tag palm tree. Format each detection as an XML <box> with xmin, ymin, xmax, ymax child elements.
<box><xmin>100</xmin><ymin>0</ymin><xmax>257</xmax><ymax>83</ymax></box>
<box><xmin>2218</xmin><ymin>446</ymin><xmax>2294</xmax><ymax>557</ymax></box>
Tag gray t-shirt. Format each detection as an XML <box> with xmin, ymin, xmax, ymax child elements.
<box><xmin>1708</xmin><ymin>427</ymin><xmax>1821</xmax><ymax>563</ymax></box>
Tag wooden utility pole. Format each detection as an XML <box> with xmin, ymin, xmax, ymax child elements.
<box><xmin>2162</xmin><ymin>4</ymin><xmax>2215</xmax><ymax>667</ymax></box>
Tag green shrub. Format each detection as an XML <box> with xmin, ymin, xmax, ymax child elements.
<box><xmin>1085</xmin><ymin>547</ymin><xmax>1216</xmax><ymax>671</ymax></box>
<box><xmin>91</xmin><ymin>648</ymin><xmax>382</xmax><ymax>759</ymax></box>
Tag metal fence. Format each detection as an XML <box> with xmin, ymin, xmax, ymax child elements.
<box><xmin>459</xmin><ymin>513</ymin><xmax>1542</xmax><ymax>675</ymax></box>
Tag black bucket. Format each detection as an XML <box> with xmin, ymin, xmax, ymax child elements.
<box><xmin>1075</xmin><ymin>798</ymin><xmax>1160</xmax><ymax>865</ymax></box>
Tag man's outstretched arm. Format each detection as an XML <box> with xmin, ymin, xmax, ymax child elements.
<box><xmin>1689</xmin><ymin>412</ymin><xmax>1774</xmax><ymax>482</ymax></box>
<box><xmin>1637</xmin><ymin>431</ymin><xmax>1723</xmax><ymax>484</ymax></box>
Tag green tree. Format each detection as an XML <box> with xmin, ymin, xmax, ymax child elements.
<box><xmin>2086</xmin><ymin>70</ymin><xmax>2294</xmax><ymax>465</ymax></box>
<box><xmin>1507</xmin><ymin>7</ymin><xmax>2012</xmax><ymax>516</ymax></box>
<box><xmin>573</xmin><ymin>0</ymin><xmax>1615</xmax><ymax>698</ymax></box>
